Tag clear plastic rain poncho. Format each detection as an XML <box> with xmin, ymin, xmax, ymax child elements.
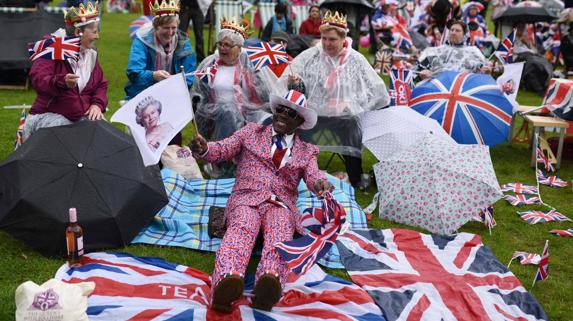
<box><xmin>192</xmin><ymin>50</ymin><xmax>272</xmax><ymax>141</ymax></box>
<box><xmin>278</xmin><ymin>41</ymin><xmax>390</xmax><ymax>157</ymax></box>
<box><xmin>416</xmin><ymin>43</ymin><xmax>488</xmax><ymax>74</ymax></box>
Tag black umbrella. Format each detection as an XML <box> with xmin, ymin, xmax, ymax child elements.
<box><xmin>494</xmin><ymin>5</ymin><xmax>557</xmax><ymax>23</ymax></box>
<box><xmin>0</xmin><ymin>120</ymin><xmax>168</xmax><ymax>257</ymax></box>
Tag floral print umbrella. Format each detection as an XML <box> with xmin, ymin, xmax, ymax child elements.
<box><xmin>373</xmin><ymin>134</ymin><xmax>503</xmax><ymax>235</ymax></box>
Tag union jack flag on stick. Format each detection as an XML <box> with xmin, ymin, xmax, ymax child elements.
<box><xmin>493</xmin><ymin>29</ymin><xmax>516</xmax><ymax>64</ymax></box>
<box><xmin>501</xmin><ymin>182</ymin><xmax>539</xmax><ymax>195</ymax></box>
<box><xmin>245</xmin><ymin>42</ymin><xmax>289</xmax><ymax>71</ymax></box>
<box><xmin>507</xmin><ymin>251</ymin><xmax>541</xmax><ymax>267</ymax></box>
<box><xmin>14</xmin><ymin>109</ymin><xmax>26</xmax><ymax>150</ymax></box>
<box><xmin>28</xmin><ymin>36</ymin><xmax>80</xmax><ymax>61</ymax></box>
<box><xmin>550</xmin><ymin>228</ymin><xmax>573</xmax><ymax>237</ymax></box>
<box><xmin>504</xmin><ymin>194</ymin><xmax>541</xmax><ymax>206</ymax></box>
<box><xmin>533</xmin><ymin>240</ymin><xmax>549</xmax><ymax>287</ymax></box>
<box><xmin>518</xmin><ymin>210</ymin><xmax>571</xmax><ymax>224</ymax></box>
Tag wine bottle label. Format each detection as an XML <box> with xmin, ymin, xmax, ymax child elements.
<box><xmin>77</xmin><ymin>236</ymin><xmax>84</xmax><ymax>256</ymax></box>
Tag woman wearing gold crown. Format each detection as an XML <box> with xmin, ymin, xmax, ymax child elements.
<box><xmin>124</xmin><ymin>0</ymin><xmax>197</xmax><ymax>100</ymax></box>
<box><xmin>24</xmin><ymin>1</ymin><xmax>108</xmax><ymax>141</ymax></box>
<box><xmin>279</xmin><ymin>10</ymin><xmax>390</xmax><ymax>190</ymax></box>
<box><xmin>192</xmin><ymin>17</ymin><xmax>271</xmax><ymax>178</ymax></box>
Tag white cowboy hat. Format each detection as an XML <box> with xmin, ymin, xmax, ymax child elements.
<box><xmin>270</xmin><ymin>90</ymin><xmax>317</xmax><ymax>130</ymax></box>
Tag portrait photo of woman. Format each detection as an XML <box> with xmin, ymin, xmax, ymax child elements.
<box><xmin>135</xmin><ymin>96</ymin><xmax>174</xmax><ymax>151</ymax></box>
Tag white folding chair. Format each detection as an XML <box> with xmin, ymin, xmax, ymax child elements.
<box><xmin>292</xmin><ymin>5</ymin><xmax>309</xmax><ymax>35</ymax></box>
<box><xmin>258</xmin><ymin>2</ymin><xmax>276</xmax><ymax>35</ymax></box>
<box><xmin>214</xmin><ymin>0</ymin><xmax>242</xmax><ymax>36</ymax></box>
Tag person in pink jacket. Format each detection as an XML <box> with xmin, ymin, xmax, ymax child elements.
<box><xmin>24</xmin><ymin>0</ymin><xmax>108</xmax><ymax>141</ymax></box>
<box><xmin>190</xmin><ymin>90</ymin><xmax>333</xmax><ymax>313</ymax></box>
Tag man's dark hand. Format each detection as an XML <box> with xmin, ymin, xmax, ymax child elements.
<box><xmin>189</xmin><ymin>135</ymin><xmax>208</xmax><ymax>155</ymax></box>
<box><xmin>314</xmin><ymin>179</ymin><xmax>334</xmax><ymax>197</ymax></box>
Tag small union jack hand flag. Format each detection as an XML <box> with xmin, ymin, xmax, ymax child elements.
<box><xmin>245</xmin><ymin>41</ymin><xmax>289</xmax><ymax>71</ymax></box>
<box><xmin>533</xmin><ymin>240</ymin><xmax>549</xmax><ymax>286</ymax></box>
<box><xmin>493</xmin><ymin>29</ymin><xmax>515</xmax><ymax>64</ymax></box>
<box><xmin>507</xmin><ymin>251</ymin><xmax>541</xmax><ymax>268</ymax></box>
<box><xmin>14</xmin><ymin>109</ymin><xmax>27</xmax><ymax>151</ymax></box>
<box><xmin>536</xmin><ymin>147</ymin><xmax>555</xmax><ymax>172</ymax></box>
<box><xmin>518</xmin><ymin>210</ymin><xmax>571</xmax><ymax>224</ymax></box>
<box><xmin>504</xmin><ymin>194</ymin><xmax>540</xmax><ymax>206</ymax></box>
<box><xmin>501</xmin><ymin>182</ymin><xmax>539</xmax><ymax>195</ymax></box>
<box><xmin>550</xmin><ymin>228</ymin><xmax>573</xmax><ymax>237</ymax></box>
<box><xmin>28</xmin><ymin>36</ymin><xmax>80</xmax><ymax>62</ymax></box>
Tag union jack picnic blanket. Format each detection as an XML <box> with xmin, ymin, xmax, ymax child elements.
<box><xmin>507</xmin><ymin>251</ymin><xmax>541</xmax><ymax>267</ymax></box>
<box><xmin>549</xmin><ymin>228</ymin><xmax>573</xmax><ymax>237</ymax></box>
<box><xmin>55</xmin><ymin>252</ymin><xmax>384</xmax><ymax>320</ymax></box>
<box><xmin>336</xmin><ymin>229</ymin><xmax>549</xmax><ymax>321</ymax></box>
<box><xmin>536</xmin><ymin>170</ymin><xmax>568</xmax><ymax>188</ymax></box>
<box><xmin>132</xmin><ymin>169</ymin><xmax>368</xmax><ymax>269</ymax></box>
<box><xmin>245</xmin><ymin>42</ymin><xmax>289</xmax><ymax>71</ymax></box>
<box><xmin>518</xmin><ymin>210</ymin><xmax>571</xmax><ymax>224</ymax></box>
<box><xmin>501</xmin><ymin>182</ymin><xmax>539</xmax><ymax>195</ymax></box>
<box><xmin>504</xmin><ymin>194</ymin><xmax>541</xmax><ymax>206</ymax></box>
<box><xmin>28</xmin><ymin>36</ymin><xmax>80</xmax><ymax>61</ymax></box>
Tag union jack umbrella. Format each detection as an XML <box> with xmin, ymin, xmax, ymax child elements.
<box><xmin>129</xmin><ymin>15</ymin><xmax>153</xmax><ymax>39</ymax></box>
<box><xmin>28</xmin><ymin>36</ymin><xmax>80</xmax><ymax>62</ymax></box>
<box><xmin>409</xmin><ymin>71</ymin><xmax>514</xmax><ymax>146</ymax></box>
<box><xmin>550</xmin><ymin>228</ymin><xmax>573</xmax><ymax>237</ymax></box>
<box><xmin>536</xmin><ymin>170</ymin><xmax>568</xmax><ymax>187</ymax></box>
<box><xmin>501</xmin><ymin>182</ymin><xmax>539</xmax><ymax>195</ymax></box>
<box><xmin>533</xmin><ymin>240</ymin><xmax>549</xmax><ymax>286</ymax></box>
<box><xmin>245</xmin><ymin>41</ymin><xmax>289</xmax><ymax>71</ymax></box>
<box><xmin>493</xmin><ymin>29</ymin><xmax>516</xmax><ymax>64</ymax></box>
<box><xmin>536</xmin><ymin>147</ymin><xmax>555</xmax><ymax>172</ymax></box>
<box><xmin>518</xmin><ymin>210</ymin><xmax>571</xmax><ymax>224</ymax></box>
<box><xmin>275</xmin><ymin>192</ymin><xmax>346</xmax><ymax>275</ymax></box>
<box><xmin>389</xmin><ymin>67</ymin><xmax>414</xmax><ymax>106</ymax></box>
<box><xmin>507</xmin><ymin>251</ymin><xmax>541</xmax><ymax>267</ymax></box>
<box><xmin>504</xmin><ymin>194</ymin><xmax>541</xmax><ymax>206</ymax></box>
<box><xmin>542</xmin><ymin>78</ymin><xmax>573</xmax><ymax>121</ymax></box>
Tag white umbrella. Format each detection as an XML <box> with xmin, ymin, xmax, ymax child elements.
<box><xmin>361</xmin><ymin>107</ymin><xmax>456</xmax><ymax>161</ymax></box>
<box><xmin>373</xmin><ymin>134</ymin><xmax>503</xmax><ymax>235</ymax></box>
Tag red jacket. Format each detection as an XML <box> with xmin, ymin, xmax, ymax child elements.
<box><xmin>299</xmin><ymin>18</ymin><xmax>322</xmax><ymax>37</ymax></box>
<box><xmin>29</xmin><ymin>57</ymin><xmax>108</xmax><ymax>122</ymax></box>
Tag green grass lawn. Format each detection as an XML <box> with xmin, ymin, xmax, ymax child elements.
<box><xmin>0</xmin><ymin>10</ymin><xmax>572</xmax><ymax>321</ymax></box>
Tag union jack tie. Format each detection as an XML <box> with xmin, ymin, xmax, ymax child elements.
<box><xmin>272</xmin><ymin>134</ymin><xmax>286</xmax><ymax>169</ymax></box>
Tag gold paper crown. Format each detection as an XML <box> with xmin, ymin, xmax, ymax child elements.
<box><xmin>64</xmin><ymin>1</ymin><xmax>99</xmax><ymax>27</ymax></box>
<box><xmin>220</xmin><ymin>16</ymin><xmax>249</xmax><ymax>39</ymax></box>
<box><xmin>150</xmin><ymin>0</ymin><xmax>180</xmax><ymax>17</ymax></box>
<box><xmin>321</xmin><ymin>10</ymin><xmax>348</xmax><ymax>30</ymax></box>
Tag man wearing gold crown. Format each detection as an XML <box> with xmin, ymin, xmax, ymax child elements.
<box><xmin>124</xmin><ymin>0</ymin><xmax>197</xmax><ymax>100</ymax></box>
<box><xmin>24</xmin><ymin>1</ymin><xmax>108</xmax><ymax>141</ymax></box>
<box><xmin>279</xmin><ymin>10</ymin><xmax>390</xmax><ymax>190</ymax></box>
<box><xmin>192</xmin><ymin>17</ymin><xmax>271</xmax><ymax>178</ymax></box>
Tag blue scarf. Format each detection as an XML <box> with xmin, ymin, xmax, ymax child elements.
<box><xmin>271</xmin><ymin>16</ymin><xmax>287</xmax><ymax>34</ymax></box>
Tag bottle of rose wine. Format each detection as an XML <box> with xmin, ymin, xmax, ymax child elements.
<box><xmin>66</xmin><ymin>208</ymin><xmax>84</xmax><ymax>267</ymax></box>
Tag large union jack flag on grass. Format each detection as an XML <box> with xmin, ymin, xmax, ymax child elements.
<box><xmin>55</xmin><ymin>252</ymin><xmax>383</xmax><ymax>321</ymax></box>
<box><xmin>337</xmin><ymin>229</ymin><xmax>549</xmax><ymax>321</ymax></box>
<box><xmin>245</xmin><ymin>42</ymin><xmax>289</xmax><ymax>71</ymax></box>
<box><xmin>518</xmin><ymin>210</ymin><xmax>571</xmax><ymax>224</ymax></box>
<box><xmin>28</xmin><ymin>36</ymin><xmax>80</xmax><ymax>61</ymax></box>
<box><xmin>409</xmin><ymin>71</ymin><xmax>513</xmax><ymax>146</ymax></box>
<box><xmin>493</xmin><ymin>29</ymin><xmax>515</xmax><ymax>64</ymax></box>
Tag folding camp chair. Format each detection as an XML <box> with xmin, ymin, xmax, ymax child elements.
<box><xmin>209</xmin><ymin>0</ymin><xmax>242</xmax><ymax>51</ymax></box>
<box><xmin>292</xmin><ymin>5</ymin><xmax>309</xmax><ymax>34</ymax></box>
<box><xmin>257</xmin><ymin>2</ymin><xmax>276</xmax><ymax>37</ymax></box>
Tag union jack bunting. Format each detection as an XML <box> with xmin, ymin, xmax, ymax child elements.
<box><xmin>518</xmin><ymin>210</ymin><xmax>571</xmax><ymax>224</ymax></box>
<box><xmin>537</xmin><ymin>170</ymin><xmax>568</xmax><ymax>187</ymax></box>
<box><xmin>501</xmin><ymin>182</ymin><xmax>539</xmax><ymax>195</ymax></box>
<box><xmin>508</xmin><ymin>251</ymin><xmax>541</xmax><ymax>267</ymax></box>
<box><xmin>337</xmin><ymin>229</ymin><xmax>549</xmax><ymax>321</ymax></box>
<box><xmin>536</xmin><ymin>147</ymin><xmax>555</xmax><ymax>172</ymax></box>
<box><xmin>389</xmin><ymin>67</ymin><xmax>414</xmax><ymax>106</ymax></box>
<box><xmin>55</xmin><ymin>252</ymin><xmax>384</xmax><ymax>320</ymax></box>
<box><xmin>245</xmin><ymin>42</ymin><xmax>289</xmax><ymax>71</ymax></box>
<box><xmin>14</xmin><ymin>109</ymin><xmax>26</xmax><ymax>151</ymax></box>
<box><xmin>28</xmin><ymin>37</ymin><xmax>80</xmax><ymax>62</ymax></box>
<box><xmin>549</xmin><ymin>228</ymin><xmax>573</xmax><ymax>237</ymax></box>
<box><xmin>276</xmin><ymin>192</ymin><xmax>346</xmax><ymax>275</ymax></box>
<box><xmin>493</xmin><ymin>29</ymin><xmax>515</xmax><ymax>64</ymax></box>
<box><xmin>504</xmin><ymin>194</ymin><xmax>541</xmax><ymax>206</ymax></box>
<box><xmin>533</xmin><ymin>240</ymin><xmax>549</xmax><ymax>286</ymax></box>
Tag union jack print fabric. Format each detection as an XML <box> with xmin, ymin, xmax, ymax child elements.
<box><xmin>536</xmin><ymin>147</ymin><xmax>555</xmax><ymax>172</ymax></box>
<box><xmin>501</xmin><ymin>182</ymin><xmax>539</xmax><ymax>195</ymax></box>
<box><xmin>389</xmin><ymin>67</ymin><xmax>414</xmax><ymax>106</ymax></box>
<box><xmin>533</xmin><ymin>240</ymin><xmax>549</xmax><ymax>285</ymax></box>
<box><xmin>337</xmin><ymin>229</ymin><xmax>549</xmax><ymax>321</ymax></box>
<box><xmin>55</xmin><ymin>252</ymin><xmax>384</xmax><ymax>320</ymax></box>
<box><xmin>536</xmin><ymin>170</ymin><xmax>568</xmax><ymax>187</ymax></box>
<box><xmin>409</xmin><ymin>71</ymin><xmax>513</xmax><ymax>146</ymax></box>
<box><xmin>494</xmin><ymin>29</ymin><xmax>515</xmax><ymax>64</ymax></box>
<box><xmin>276</xmin><ymin>192</ymin><xmax>346</xmax><ymax>275</ymax></box>
<box><xmin>245</xmin><ymin>42</ymin><xmax>289</xmax><ymax>71</ymax></box>
<box><xmin>28</xmin><ymin>37</ymin><xmax>80</xmax><ymax>61</ymax></box>
<box><xmin>508</xmin><ymin>251</ymin><xmax>541</xmax><ymax>267</ymax></box>
<box><xmin>518</xmin><ymin>210</ymin><xmax>571</xmax><ymax>224</ymax></box>
<box><xmin>549</xmin><ymin>228</ymin><xmax>573</xmax><ymax>237</ymax></box>
<box><xmin>504</xmin><ymin>194</ymin><xmax>541</xmax><ymax>206</ymax></box>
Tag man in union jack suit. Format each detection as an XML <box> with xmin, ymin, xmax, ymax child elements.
<box><xmin>24</xmin><ymin>1</ymin><xmax>108</xmax><ymax>141</ymax></box>
<box><xmin>190</xmin><ymin>90</ymin><xmax>333</xmax><ymax>313</ymax></box>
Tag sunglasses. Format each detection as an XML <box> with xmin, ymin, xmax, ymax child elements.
<box><xmin>275</xmin><ymin>105</ymin><xmax>299</xmax><ymax>119</ymax></box>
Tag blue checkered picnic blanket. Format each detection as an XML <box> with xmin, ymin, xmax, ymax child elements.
<box><xmin>132</xmin><ymin>169</ymin><xmax>367</xmax><ymax>269</ymax></box>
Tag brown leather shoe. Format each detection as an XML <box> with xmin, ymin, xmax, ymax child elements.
<box><xmin>251</xmin><ymin>273</ymin><xmax>282</xmax><ymax>311</ymax></box>
<box><xmin>211</xmin><ymin>274</ymin><xmax>244</xmax><ymax>313</ymax></box>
